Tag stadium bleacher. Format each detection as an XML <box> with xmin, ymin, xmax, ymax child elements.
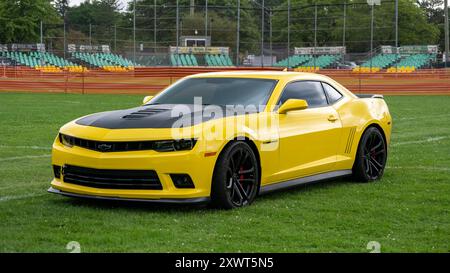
<box><xmin>136</xmin><ymin>55</ymin><xmax>168</xmax><ymax>66</ymax></box>
<box><xmin>171</xmin><ymin>54</ymin><xmax>198</xmax><ymax>66</ymax></box>
<box><xmin>274</xmin><ymin>55</ymin><xmax>312</xmax><ymax>68</ymax></box>
<box><xmin>388</xmin><ymin>53</ymin><xmax>435</xmax><ymax>71</ymax></box>
<box><xmin>0</xmin><ymin>44</ymin><xmax>440</xmax><ymax>73</ymax></box>
<box><xmin>205</xmin><ymin>54</ymin><xmax>233</xmax><ymax>67</ymax></box>
<box><xmin>170</xmin><ymin>54</ymin><xmax>233</xmax><ymax>67</ymax></box>
<box><xmin>301</xmin><ymin>55</ymin><xmax>341</xmax><ymax>69</ymax></box>
<box><xmin>71</xmin><ymin>52</ymin><xmax>135</xmax><ymax>72</ymax></box>
<box><xmin>33</xmin><ymin>52</ymin><xmax>85</xmax><ymax>72</ymax></box>
<box><xmin>360</xmin><ymin>54</ymin><xmax>400</xmax><ymax>69</ymax></box>
<box><xmin>354</xmin><ymin>52</ymin><xmax>436</xmax><ymax>73</ymax></box>
<box><xmin>274</xmin><ymin>54</ymin><xmax>340</xmax><ymax>70</ymax></box>
<box><xmin>0</xmin><ymin>51</ymin><xmax>86</xmax><ymax>73</ymax></box>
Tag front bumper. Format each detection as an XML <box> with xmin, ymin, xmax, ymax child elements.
<box><xmin>50</xmin><ymin>133</ymin><xmax>220</xmax><ymax>201</ymax></box>
<box><xmin>48</xmin><ymin>187</ymin><xmax>210</xmax><ymax>204</ymax></box>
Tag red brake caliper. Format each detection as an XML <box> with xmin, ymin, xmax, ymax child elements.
<box><xmin>239</xmin><ymin>166</ymin><xmax>244</xmax><ymax>185</ymax></box>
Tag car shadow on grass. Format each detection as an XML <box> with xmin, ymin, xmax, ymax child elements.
<box><xmin>48</xmin><ymin>177</ymin><xmax>358</xmax><ymax>213</ymax></box>
<box><xmin>50</xmin><ymin>196</ymin><xmax>210</xmax><ymax>213</ymax></box>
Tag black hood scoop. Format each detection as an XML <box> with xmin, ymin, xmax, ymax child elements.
<box><xmin>122</xmin><ymin>108</ymin><xmax>169</xmax><ymax>119</ymax></box>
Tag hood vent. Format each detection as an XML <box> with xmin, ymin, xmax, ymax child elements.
<box><xmin>122</xmin><ymin>108</ymin><xmax>168</xmax><ymax>119</ymax></box>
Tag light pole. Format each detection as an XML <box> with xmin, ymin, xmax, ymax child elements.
<box><xmin>133</xmin><ymin>0</ymin><xmax>136</xmax><ymax>64</ymax></box>
<box><xmin>395</xmin><ymin>0</ymin><xmax>398</xmax><ymax>48</ymax></box>
<box><xmin>176</xmin><ymin>0</ymin><xmax>179</xmax><ymax>66</ymax></box>
<box><xmin>236</xmin><ymin>0</ymin><xmax>240</xmax><ymax>66</ymax></box>
<box><xmin>261</xmin><ymin>0</ymin><xmax>265</xmax><ymax>68</ymax></box>
<box><xmin>40</xmin><ymin>21</ymin><xmax>43</xmax><ymax>45</ymax></box>
<box><xmin>114</xmin><ymin>24</ymin><xmax>117</xmax><ymax>51</ymax></box>
<box><xmin>445</xmin><ymin>0</ymin><xmax>449</xmax><ymax>67</ymax></box>
<box><xmin>287</xmin><ymin>0</ymin><xmax>290</xmax><ymax>68</ymax></box>
<box><xmin>343</xmin><ymin>2</ymin><xmax>347</xmax><ymax>48</ymax></box>
<box><xmin>154</xmin><ymin>0</ymin><xmax>157</xmax><ymax>52</ymax></box>
<box><xmin>269</xmin><ymin>8</ymin><xmax>273</xmax><ymax>66</ymax></box>
<box><xmin>314</xmin><ymin>4</ymin><xmax>317</xmax><ymax>68</ymax></box>
<box><xmin>63</xmin><ymin>22</ymin><xmax>66</xmax><ymax>59</ymax></box>
<box><xmin>205</xmin><ymin>0</ymin><xmax>208</xmax><ymax>50</ymax></box>
<box><xmin>370</xmin><ymin>3</ymin><xmax>375</xmax><ymax>71</ymax></box>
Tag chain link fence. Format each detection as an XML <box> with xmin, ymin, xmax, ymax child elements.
<box><xmin>8</xmin><ymin>0</ymin><xmax>446</xmax><ymax>68</ymax></box>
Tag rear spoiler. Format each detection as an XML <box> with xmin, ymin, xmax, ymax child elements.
<box><xmin>356</xmin><ymin>94</ymin><xmax>384</xmax><ymax>99</ymax></box>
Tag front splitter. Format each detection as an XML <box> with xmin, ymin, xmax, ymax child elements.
<box><xmin>47</xmin><ymin>187</ymin><xmax>210</xmax><ymax>205</ymax></box>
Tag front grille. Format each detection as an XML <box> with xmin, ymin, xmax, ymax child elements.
<box><xmin>62</xmin><ymin>165</ymin><xmax>162</xmax><ymax>190</ymax></box>
<box><xmin>60</xmin><ymin>134</ymin><xmax>155</xmax><ymax>152</ymax></box>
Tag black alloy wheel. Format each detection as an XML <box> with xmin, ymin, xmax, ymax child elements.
<box><xmin>211</xmin><ymin>141</ymin><xmax>259</xmax><ymax>209</ymax></box>
<box><xmin>353</xmin><ymin>126</ymin><xmax>387</xmax><ymax>182</ymax></box>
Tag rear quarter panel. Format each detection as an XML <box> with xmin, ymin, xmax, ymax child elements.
<box><xmin>334</xmin><ymin>97</ymin><xmax>392</xmax><ymax>170</ymax></box>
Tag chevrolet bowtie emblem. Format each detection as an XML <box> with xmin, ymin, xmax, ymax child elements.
<box><xmin>97</xmin><ymin>144</ymin><xmax>112</xmax><ymax>152</ymax></box>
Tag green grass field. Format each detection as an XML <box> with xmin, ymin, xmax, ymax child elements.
<box><xmin>0</xmin><ymin>93</ymin><xmax>449</xmax><ymax>253</ymax></box>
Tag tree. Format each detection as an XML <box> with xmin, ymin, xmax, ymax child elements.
<box><xmin>396</xmin><ymin>0</ymin><xmax>440</xmax><ymax>46</ymax></box>
<box><xmin>53</xmin><ymin>0</ymin><xmax>69</xmax><ymax>18</ymax></box>
<box><xmin>271</xmin><ymin>0</ymin><xmax>440</xmax><ymax>53</ymax></box>
<box><xmin>123</xmin><ymin>0</ymin><xmax>260</xmax><ymax>54</ymax></box>
<box><xmin>416</xmin><ymin>0</ymin><xmax>444</xmax><ymax>23</ymax></box>
<box><xmin>65</xmin><ymin>0</ymin><xmax>122</xmax><ymax>46</ymax></box>
<box><xmin>0</xmin><ymin>0</ymin><xmax>61</xmax><ymax>43</ymax></box>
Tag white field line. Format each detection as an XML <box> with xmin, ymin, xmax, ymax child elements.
<box><xmin>396</xmin><ymin>113</ymin><xmax>450</xmax><ymax>121</ymax></box>
<box><xmin>0</xmin><ymin>183</ymin><xmax>44</xmax><ymax>191</ymax></box>
<box><xmin>59</xmin><ymin>101</ymin><xmax>80</xmax><ymax>104</ymax></box>
<box><xmin>0</xmin><ymin>145</ymin><xmax>51</xmax><ymax>150</ymax></box>
<box><xmin>0</xmin><ymin>154</ymin><xmax>51</xmax><ymax>162</ymax></box>
<box><xmin>0</xmin><ymin>193</ymin><xmax>46</xmax><ymax>202</ymax></box>
<box><xmin>391</xmin><ymin>136</ymin><xmax>448</xmax><ymax>147</ymax></box>
<box><xmin>0</xmin><ymin>179</ymin><xmax>48</xmax><ymax>190</ymax></box>
<box><xmin>387</xmin><ymin>166</ymin><xmax>450</xmax><ymax>172</ymax></box>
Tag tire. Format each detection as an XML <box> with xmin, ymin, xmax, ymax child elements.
<box><xmin>352</xmin><ymin>126</ymin><xmax>387</xmax><ymax>182</ymax></box>
<box><xmin>211</xmin><ymin>141</ymin><xmax>259</xmax><ymax>209</ymax></box>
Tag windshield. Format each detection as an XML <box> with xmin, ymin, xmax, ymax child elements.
<box><xmin>149</xmin><ymin>78</ymin><xmax>278</xmax><ymax>107</ymax></box>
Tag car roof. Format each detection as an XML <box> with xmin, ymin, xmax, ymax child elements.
<box><xmin>187</xmin><ymin>71</ymin><xmax>331</xmax><ymax>81</ymax></box>
<box><xmin>186</xmin><ymin>71</ymin><xmax>357</xmax><ymax>98</ymax></box>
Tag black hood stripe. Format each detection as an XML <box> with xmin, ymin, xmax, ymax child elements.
<box><xmin>75</xmin><ymin>104</ymin><xmax>254</xmax><ymax>129</ymax></box>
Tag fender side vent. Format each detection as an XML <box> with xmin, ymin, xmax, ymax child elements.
<box><xmin>345</xmin><ymin>127</ymin><xmax>356</xmax><ymax>154</ymax></box>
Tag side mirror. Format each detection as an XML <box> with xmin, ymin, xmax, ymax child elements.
<box><xmin>142</xmin><ymin>96</ymin><xmax>154</xmax><ymax>105</ymax></box>
<box><xmin>278</xmin><ymin>99</ymin><xmax>309</xmax><ymax>114</ymax></box>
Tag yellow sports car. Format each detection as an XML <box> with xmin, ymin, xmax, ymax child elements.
<box><xmin>48</xmin><ymin>72</ymin><xmax>392</xmax><ymax>209</ymax></box>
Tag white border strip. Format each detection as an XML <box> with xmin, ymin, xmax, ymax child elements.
<box><xmin>0</xmin><ymin>145</ymin><xmax>51</xmax><ymax>150</ymax></box>
<box><xmin>387</xmin><ymin>166</ymin><xmax>450</xmax><ymax>172</ymax></box>
<box><xmin>0</xmin><ymin>154</ymin><xmax>50</xmax><ymax>162</ymax></box>
<box><xmin>392</xmin><ymin>136</ymin><xmax>448</xmax><ymax>147</ymax></box>
<box><xmin>0</xmin><ymin>193</ymin><xmax>46</xmax><ymax>202</ymax></box>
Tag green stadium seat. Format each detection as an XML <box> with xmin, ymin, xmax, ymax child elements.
<box><xmin>190</xmin><ymin>54</ymin><xmax>198</xmax><ymax>66</ymax></box>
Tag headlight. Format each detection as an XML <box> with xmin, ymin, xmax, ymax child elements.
<box><xmin>153</xmin><ymin>139</ymin><xmax>197</xmax><ymax>152</ymax></box>
<box><xmin>59</xmin><ymin>134</ymin><xmax>74</xmax><ymax>147</ymax></box>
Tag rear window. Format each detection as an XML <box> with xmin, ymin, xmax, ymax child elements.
<box><xmin>322</xmin><ymin>82</ymin><xmax>343</xmax><ymax>104</ymax></box>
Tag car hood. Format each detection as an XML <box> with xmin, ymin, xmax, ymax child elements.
<box><xmin>75</xmin><ymin>104</ymin><xmax>245</xmax><ymax>129</ymax></box>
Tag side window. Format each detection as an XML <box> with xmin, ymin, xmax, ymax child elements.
<box><xmin>322</xmin><ymin>82</ymin><xmax>343</xmax><ymax>104</ymax></box>
<box><xmin>279</xmin><ymin>81</ymin><xmax>328</xmax><ymax>108</ymax></box>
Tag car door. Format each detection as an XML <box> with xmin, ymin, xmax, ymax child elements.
<box><xmin>274</xmin><ymin>81</ymin><xmax>342</xmax><ymax>181</ymax></box>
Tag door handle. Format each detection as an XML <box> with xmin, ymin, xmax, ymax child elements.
<box><xmin>328</xmin><ymin>115</ymin><xmax>339</xmax><ymax>122</ymax></box>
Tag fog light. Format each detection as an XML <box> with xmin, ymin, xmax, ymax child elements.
<box><xmin>53</xmin><ymin>165</ymin><xmax>61</xmax><ymax>179</ymax></box>
<box><xmin>170</xmin><ymin>174</ymin><xmax>195</xmax><ymax>189</ymax></box>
